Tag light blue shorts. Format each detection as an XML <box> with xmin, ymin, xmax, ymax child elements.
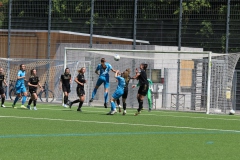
<box><xmin>96</xmin><ymin>76</ymin><xmax>110</xmax><ymax>89</ymax></box>
<box><xmin>112</xmin><ymin>89</ymin><xmax>124</xmax><ymax>100</ymax></box>
<box><xmin>16</xmin><ymin>86</ymin><xmax>27</xmax><ymax>94</ymax></box>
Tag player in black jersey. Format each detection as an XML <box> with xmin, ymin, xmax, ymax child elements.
<box><xmin>116</xmin><ymin>68</ymin><xmax>131</xmax><ymax>115</ymax></box>
<box><xmin>132</xmin><ymin>63</ymin><xmax>149</xmax><ymax>116</ymax></box>
<box><xmin>68</xmin><ymin>67</ymin><xmax>86</xmax><ymax>112</ymax></box>
<box><xmin>27</xmin><ymin>69</ymin><xmax>43</xmax><ymax>110</ymax></box>
<box><xmin>0</xmin><ymin>68</ymin><xmax>8</xmax><ymax>108</ymax></box>
<box><xmin>59</xmin><ymin>68</ymin><xmax>72</xmax><ymax>108</ymax></box>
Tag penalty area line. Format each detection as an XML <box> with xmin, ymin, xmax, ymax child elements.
<box><xmin>0</xmin><ymin>115</ymin><xmax>240</xmax><ymax>133</ymax></box>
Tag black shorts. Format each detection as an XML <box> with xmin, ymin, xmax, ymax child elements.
<box><xmin>62</xmin><ymin>85</ymin><xmax>71</xmax><ymax>93</ymax></box>
<box><xmin>0</xmin><ymin>87</ymin><xmax>5</xmax><ymax>95</ymax></box>
<box><xmin>77</xmin><ymin>87</ymin><xmax>85</xmax><ymax>96</ymax></box>
<box><xmin>122</xmin><ymin>89</ymin><xmax>128</xmax><ymax>99</ymax></box>
<box><xmin>29</xmin><ymin>88</ymin><xmax>37</xmax><ymax>94</ymax></box>
<box><xmin>138</xmin><ymin>84</ymin><xmax>149</xmax><ymax>96</ymax></box>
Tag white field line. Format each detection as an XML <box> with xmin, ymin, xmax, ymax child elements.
<box><xmin>39</xmin><ymin>108</ymin><xmax>240</xmax><ymax>122</ymax></box>
<box><xmin>0</xmin><ymin>115</ymin><xmax>240</xmax><ymax>133</ymax></box>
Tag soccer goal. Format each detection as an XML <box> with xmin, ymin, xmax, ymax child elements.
<box><xmin>64</xmin><ymin>47</ymin><xmax>232</xmax><ymax>114</ymax></box>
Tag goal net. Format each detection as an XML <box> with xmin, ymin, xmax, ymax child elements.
<box><xmin>65</xmin><ymin>47</ymin><xmax>233</xmax><ymax>114</ymax></box>
<box><xmin>0</xmin><ymin>58</ymin><xmax>88</xmax><ymax>103</ymax></box>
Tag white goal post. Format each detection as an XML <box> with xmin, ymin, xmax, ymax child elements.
<box><xmin>64</xmin><ymin>47</ymin><xmax>229</xmax><ymax>114</ymax></box>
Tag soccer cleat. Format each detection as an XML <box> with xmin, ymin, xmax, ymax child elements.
<box><xmin>12</xmin><ymin>104</ymin><xmax>17</xmax><ymax>109</ymax></box>
<box><xmin>134</xmin><ymin>111</ymin><xmax>141</xmax><ymax>116</ymax></box>
<box><xmin>27</xmin><ymin>105</ymin><xmax>31</xmax><ymax>110</ymax></box>
<box><xmin>63</xmin><ymin>104</ymin><xmax>68</xmax><ymax>108</ymax></box>
<box><xmin>1</xmin><ymin>104</ymin><xmax>6</xmax><ymax>108</ymax></box>
<box><xmin>123</xmin><ymin>110</ymin><xmax>126</xmax><ymax>115</ymax></box>
<box><xmin>68</xmin><ymin>102</ymin><xmax>73</xmax><ymax>109</ymax></box>
<box><xmin>107</xmin><ymin>110</ymin><xmax>116</xmax><ymax>115</ymax></box>
<box><xmin>104</xmin><ymin>103</ymin><xmax>108</xmax><ymax>108</ymax></box>
<box><xmin>77</xmin><ymin>108</ymin><xmax>82</xmax><ymax>112</ymax></box>
<box><xmin>111</xmin><ymin>110</ymin><xmax>116</xmax><ymax>115</ymax></box>
<box><xmin>118</xmin><ymin>105</ymin><xmax>122</xmax><ymax>112</ymax></box>
<box><xmin>89</xmin><ymin>98</ymin><xmax>93</xmax><ymax>102</ymax></box>
<box><xmin>148</xmin><ymin>108</ymin><xmax>152</xmax><ymax>112</ymax></box>
<box><xmin>33</xmin><ymin>107</ymin><xmax>37</xmax><ymax>110</ymax></box>
<box><xmin>21</xmin><ymin>105</ymin><xmax>27</xmax><ymax>109</ymax></box>
<box><xmin>66</xmin><ymin>100</ymin><xmax>71</xmax><ymax>106</ymax></box>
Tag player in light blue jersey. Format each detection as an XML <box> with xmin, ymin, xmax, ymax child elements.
<box><xmin>89</xmin><ymin>58</ymin><xmax>116</xmax><ymax>108</ymax></box>
<box><xmin>107</xmin><ymin>70</ymin><xmax>125</xmax><ymax>115</ymax></box>
<box><xmin>12</xmin><ymin>64</ymin><xmax>28</xmax><ymax>109</ymax></box>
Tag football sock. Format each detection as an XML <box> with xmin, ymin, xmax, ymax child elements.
<box><xmin>116</xmin><ymin>99</ymin><xmax>120</xmax><ymax>106</ymax></box>
<box><xmin>91</xmin><ymin>88</ymin><xmax>97</xmax><ymax>99</ymax></box>
<box><xmin>33</xmin><ymin>100</ymin><xmax>37</xmax><ymax>106</ymax></box>
<box><xmin>28</xmin><ymin>99</ymin><xmax>33</xmax><ymax>105</ymax></box>
<box><xmin>123</xmin><ymin>102</ymin><xmax>126</xmax><ymax>110</ymax></box>
<box><xmin>64</xmin><ymin>96</ymin><xmax>67</xmax><ymax>104</ymax></box>
<box><xmin>104</xmin><ymin>92</ymin><xmax>108</xmax><ymax>104</ymax></box>
<box><xmin>13</xmin><ymin>96</ymin><xmax>19</xmax><ymax>105</ymax></box>
<box><xmin>72</xmin><ymin>99</ymin><xmax>80</xmax><ymax>104</ymax></box>
<box><xmin>78</xmin><ymin>101</ymin><xmax>83</xmax><ymax>109</ymax></box>
<box><xmin>22</xmin><ymin>96</ymin><xmax>27</xmax><ymax>105</ymax></box>
<box><xmin>110</xmin><ymin>101</ymin><xmax>116</xmax><ymax>111</ymax></box>
<box><xmin>1</xmin><ymin>97</ymin><xmax>5</xmax><ymax>105</ymax></box>
<box><xmin>138</xmin><ymin>100</ymin><xmax>143</xmax><ymax>112</ymax></box>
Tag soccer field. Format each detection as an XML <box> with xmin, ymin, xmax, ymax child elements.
<box><xmin>0</xmin><ymin>102</ymin><xmax>240</xmax><ymax>160</ymax></box>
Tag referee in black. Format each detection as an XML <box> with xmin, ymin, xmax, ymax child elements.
<box><xmin>69</xmin><ymin>67</ymin><xmax>86</xmax><ymax>112</ymax></box>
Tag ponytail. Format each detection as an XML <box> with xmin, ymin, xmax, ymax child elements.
<box><xmin>78</xmin><ymin>67</ymin><xmax>85</xmax><ymax>74</ymax></box>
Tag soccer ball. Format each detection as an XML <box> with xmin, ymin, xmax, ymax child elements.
<box><xmin>114</xmin><ymin>54</ymin><xmax>120</xmax><ymax>61</ymax></box>
<box><xmin>229</xmin><ymin>109</ymin><xmax>235</xmax><ymax>115</ymax></box>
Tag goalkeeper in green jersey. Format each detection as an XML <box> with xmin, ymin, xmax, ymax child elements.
<box><xmin>132</xmin><ymin>79</ymin><xmax>153</xmax><ymax>111</ymax></box>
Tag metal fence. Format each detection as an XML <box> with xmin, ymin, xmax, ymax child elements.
<box><xmin>0</xmin><ymin>0</ymin><xmax>240</xmax><ymax>55</ymax></box>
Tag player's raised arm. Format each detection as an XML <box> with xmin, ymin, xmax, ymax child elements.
<box><xmin>115</xmin><ymin>70</ymin><xmax>119</xmax><ymax>78</ymax></box>
<box><xmin>111</xmin><ymin>68</ymin><xmax>117</xmax><ymax>73</ymax></box>
<box><xmin>132</xmin><ymin>68</ymin><xmax>140</xmax><ymax>79</ymax></box>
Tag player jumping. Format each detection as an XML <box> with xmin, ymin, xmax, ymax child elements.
<box><xmin>89</xmin><ymin>58</ymin><xmax>116</xmax><ymax>108</ymax></box>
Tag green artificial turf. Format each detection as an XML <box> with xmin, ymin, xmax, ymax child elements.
<box><xmin>0</xmin><ymin>102</ymin><xmax>240</xmax><ymax>160</ymax></box>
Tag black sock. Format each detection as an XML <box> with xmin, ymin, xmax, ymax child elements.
<box><xmin>72</xmin><ymin>99</ymin><xmax>80</xmax><ymax>104</ymax></box>
<box><xmin>137</xmin><ymin>98</ymin><xmax>140</xmax><ymax>103</ymax></box>
<box><xmin>138</xmin><ymin>99</ymin><xmax>143</xmax><ymax>112</ymax></box>
<box><xmin>33</xmin><ymin>100</ymin><xmax>37</xmax><ymax>106</ymax></box>
<box><xmin>64</xmin><ymin>96</ymin><xmax>68</xmax><ymax>104</ymax></box>
<box><xmin>123</xmin><ymin>102</ymin><xmax>126</xmax><ymax>110</ymax></box>
<box><xmin>78</xmin><ymin>101</ymin><xmax>83</xmax><ymax>109</ymax></box>
<box><xmin>1</xmin><ymin>97</ymin><xmax>5</xmax><ymax>105</ymax></box>
<box><xmin>116</xmin><ymin>99</ymin><xmax>120</xmax><ymax>105</ymax></box>
<box><xmin>28</xmin><ymin>99</ymin><xmax>33</xmax><ymax>105</ymax></box>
